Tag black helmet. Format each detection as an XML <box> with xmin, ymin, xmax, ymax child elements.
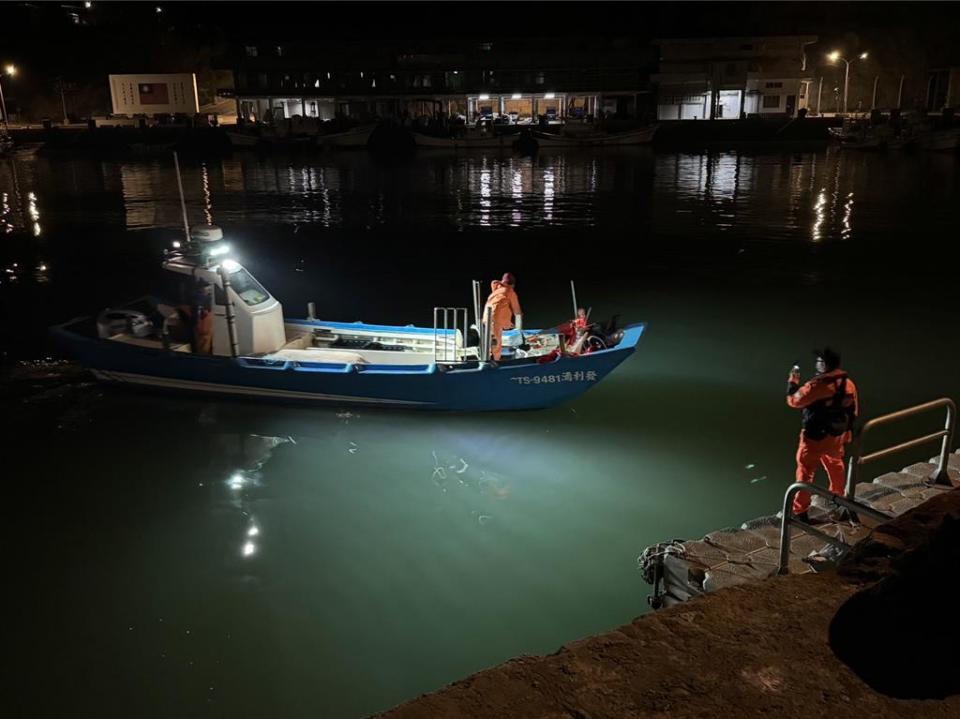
<box><xmin>813</xmin><ymin>347</ymin><xmax>841</xmax><ymax>371</ymax></box>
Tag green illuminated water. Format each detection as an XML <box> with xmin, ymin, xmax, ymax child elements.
<box><xmin>5</xmin><ymin>149</ymin><xmax>960</xmax><ymax>717</ymax></box>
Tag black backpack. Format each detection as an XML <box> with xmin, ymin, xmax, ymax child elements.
<box><xmin>802</xmin><ymin>374</ymin><xmax>857</xmax><ymax>440</ymax></box>
<box><xmin>826</xmin><ymin>376</ymin><xmax>857</xmax><ymax>436</ymax></box>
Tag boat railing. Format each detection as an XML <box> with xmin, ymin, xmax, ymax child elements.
<box><xmin>433</xmin><ymin>307</ymin><xmax>468</xmax><ymax>364</ymax></box>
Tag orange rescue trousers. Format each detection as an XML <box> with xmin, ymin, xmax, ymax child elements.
<box><xmin>792</xmin><ymin>431</ymin><xmax>846</xmax><ymax>514</ymax></box>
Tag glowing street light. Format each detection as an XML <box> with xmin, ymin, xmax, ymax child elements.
<box><xmin>0</xmin><ymin>64</ymin><xmax>18</xmax><ymax>129</ymax></box>
<box><xmin>827</xmin><ymin>50</ymin><xmax>869</xmax><ymax>114</ymax></box>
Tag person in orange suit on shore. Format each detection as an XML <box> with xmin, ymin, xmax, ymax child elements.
<box><xmin>786</xmin><ymin>347</ymin><xmax>859</xmax><ymax>523</ymax></box>
<box><xmin>483</xmin><ymin>273</ymin><xmax>522</xmax><ymax>361</ymax></box>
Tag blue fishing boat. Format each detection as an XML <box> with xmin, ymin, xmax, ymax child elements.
<box><xmin>49</xmin><ymin>226</ymin><xmax>644</xmax><ymax>411</ymax></box>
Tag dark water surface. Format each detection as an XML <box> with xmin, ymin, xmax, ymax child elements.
<box><xmin>4</xmin><ymin>148</ymin><xmax>959</xmax><ymax>717</ymax></box>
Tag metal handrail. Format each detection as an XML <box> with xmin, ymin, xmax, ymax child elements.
<box><xmin>845</xmin><ymin>398</ymin><xmax>956</xmax><ymax>497</ymax></box>
<box><xmin>432</xmin><ymin>307</ymin><xmax>467</xmax><ymax>364</ymax></box>
<box><xmin>778</xmin><ymin>482</ymin><xmax>892</xmax><ymax>575</ymax></box>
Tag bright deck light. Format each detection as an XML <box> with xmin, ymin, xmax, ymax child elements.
<box><xmin>208</xmin><ymin>243</ymin><xmax>230</xmax><ymax>257</ymax></box>
<box><xmin>221</xmin><ymin>258</ymin><xmax>240</xmax><ymax>272</ymax></box>
<box><xmin>478</xmin><ymin>94</ymin><xmax>489</xmax><ymax>101</ymax></box>
<box><xmin>511</xmin><ymin>93</ymin><xmax>522</xmax><ymax>100</ymax></box>
<box><xmin>544</xmin><ymin>92</ymin><xmax>555</xmax><ymax>99</ymax></box>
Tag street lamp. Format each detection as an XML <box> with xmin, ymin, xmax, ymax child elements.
<box><xmin>827</xmin><ymin>50</ymin><xmax>869</xmax><ymax>114</ymax></box>
<box><xmin>0</xmin><ymin>64</ymin><xmax>17</xmax><ymax>130</ymax></box>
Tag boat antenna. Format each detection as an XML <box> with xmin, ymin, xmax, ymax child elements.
<box><xmin>570</xmin><ymin>280</ymin><xmax>579</xmax><ymax>319</ymax></box>
<box><xmin>173</xmin><ymin>151</ymin><xmax>191</xmax><ymax>245</ymax></box>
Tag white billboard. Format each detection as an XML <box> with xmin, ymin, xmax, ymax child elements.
<box><xmin>109</xmin><ymin>73</ymin><xmax>199</xmax><ymax>116</ymax></box>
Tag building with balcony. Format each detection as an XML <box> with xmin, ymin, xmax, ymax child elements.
<box><xmin>653</xmin><ymin>35</ymin><xmax>818</xmax><ymax>120</ymax></box>
<box><xmin>221</xmin><ymin>35</ymin><xmax>655</xmax><ymax>124</ymax></box>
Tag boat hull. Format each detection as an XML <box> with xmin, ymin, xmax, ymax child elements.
<box><xmin>412</xmin><ymin>132</ymin><xmax>517</xmax><ymax>150</ymax></box>
<box><xmin>49</xmin><ymin>322</ymin><xmax>645</xmax><ymax>411</ymax></box>
<box><xmin>533</xmin><ymin>126</ymin><xmax>658</xmax><ymax>147</ymax></box>
<box><xmin>318</xmin><ymin>126</ymin><xmax>375</xmax><ymax>148</ymax></box>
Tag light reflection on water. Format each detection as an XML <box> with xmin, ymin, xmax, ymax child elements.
<box><xmin>8</xmin><ymin>148</ymin><xmax>958</xmax><ymax>242</ymax></box>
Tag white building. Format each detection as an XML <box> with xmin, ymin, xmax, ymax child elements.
<box><xmin>653</xmin><ymin>36</ymin><xmax>817</xmax><ymax>120</ymax></box>
<box><xmin>109</xmin><ymin>73</ymin><xmax>200</xmax><ymax>117</ymax></box>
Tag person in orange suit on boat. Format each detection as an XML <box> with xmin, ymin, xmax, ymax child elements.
<box><xmin>574</xmin><ymin>307</ymin><xmax>589</xmax><ymax>332</ymax></box>
<box><xmin>786</xmin><ymin>347</ymin><xmax>859</xmax><ymax>523</ymax></box>
<box><xmin>483</xmin><ymin>273</ymin><xmax>522</xmax><ymax>361</ymax></box>
<box><xmin>176</xmin><ymin>281</ymin><xmax>214</xmax><ymax>355</ymax></box>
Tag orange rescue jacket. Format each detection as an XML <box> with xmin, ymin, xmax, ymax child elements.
<box><xmin>484</xmin><ymin>281</ymin><xmax>522</xmax><ymax>328</ymax></box>
<box><xmin>787</xmin><ymin>368</ymin><xmax>860</xmax><ymax>441</ymax></box>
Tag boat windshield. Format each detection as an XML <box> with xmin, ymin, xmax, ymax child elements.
<box><xmin>227</xmin><ymin>268</ymin><xmax>271</xmax><ymax>306</ymax></box>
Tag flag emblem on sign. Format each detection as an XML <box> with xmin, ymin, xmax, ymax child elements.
<box><xmin>138</xmin><ymin>83</ymin><xmax>170</xmax><ymax>104</ymax></box>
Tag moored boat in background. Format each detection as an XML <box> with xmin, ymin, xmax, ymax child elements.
<box><xmin>533</xmin><ymin>125</ymin><xmax>658</xmax><ymax>147</ymax></box>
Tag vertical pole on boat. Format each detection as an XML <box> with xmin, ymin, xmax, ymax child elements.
<box><xmin>307</xmin><ymin>302</ymin><xmax>316</xmax><ymax>320</ymax></box>
<box><xmin>218</xmin><ymin>264</ymin><xmax>240</xmax><ymax>358</ymax></box>
<box><xmin>570</xmin><ymin>280</ymin><xmax>579</xmax><ymax>320</ymax></box>
<box><xmin>472</xmin><ymin>279</ymin><xmax>483</xmax><ymax>356</ymax></box>
<box><xmin>483</xmin><ymin>306</ymin><xmax>493</xmax><ymax>362</ymax></box>
<box><xmin>472</xmin><ymin>280</ymin><xmax>481</xmax><ymax>335</ymax></box>
<box><xmin>173</xmin><ymin>152</ymin><xmax>191</xmax><ymax>244</ymax></box>
<box><xmin>432</xmin><ymin>306</ymin><xmax>439</xmax><ymax>364</ymax></box>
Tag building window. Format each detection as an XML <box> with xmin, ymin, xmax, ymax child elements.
<box><xmin>257</xmin><ymin>72</ymin><xmax>268</xmax><ymax>89</ymax></box>
<box><xmin>478</xmin><ymin>42</ymin><xmax>492</xmax><ymax>51</ymax></box>
<box><xmin>762</xmin><ymin>95</ymin><xmax>781</xmax><ymax>108</ymax></box>
<box><xmin>765</xmin><ymin>81</ymin><xmax>783</xmax><ymax>89</ymax></box>
<box><xmin>245</xmin><ymin>45</ymin><xmax>258</xmax><ymax>58</ymax></box>
<box><xmin>536</xmin><ymin>72</ymin><xmax>545</xmax><ymax>85</ymax></box>
<box><xmin>275</xmin><ymin>45</ymin><xmax>283</xmax><ymax>57</ymax></box>
<box><xmin>725</xmin><ymin>63</ymin><xmax>737</xmax><ymax>76</ymax></box>
<box><xmin>740</xmin><ymin>43</ymin><xmax>754</xmax><ymax>51</ymax></box>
